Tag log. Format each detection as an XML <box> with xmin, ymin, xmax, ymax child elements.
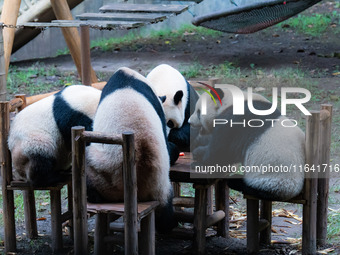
<box><xmin>23</xmin><ymin>190</ymin><xmax>38</xmax><ymax>239</ymax></box>
<box><xmin>94</xmin><ymin>213</ymin><xmax>109</xmax><ymax>255</ymax></box>
<box><xmin>80</xmin><ymin>25</ymin><xmax>91</xmax><ymax>85</ymax></box>
<box><xmin>0</xmin><ymin>25</ymin><xmax>6</xmax><ymax>100</ymax></box>
<box><xmin>206</xmin><ymin>210</ymin><xmax>225</xmax><ymax>227</ymax></box>
<box><xmin>71</xmin><ymin>126</ymin><xmax>88</xmax><ymax>255</ymax></box>
<box><xmin>215</xmin><ymin>180</ymin><xmax>229</xmax><ymax>237</ymax></box>
<box><xmin>9</xmin><ymin>98</ymin><xmax>23</xmax><ymax>112</ymax></box>
<box><xmin>140</xmin><ymin>211</ymin><xmax>156</xmax><ymax>255</ymax></box>
<box><xmin>174</xmin><ymin>210</ymin><xmax>194</xmax><ymax>223</ymax></box>
<box><xmin>14</xmin><ymin>94</ymin><xmax>27</xmax><ymax>111</ymax></box>
<box><xmin>82</xmin><ymin>131</ymin><xmax>123</xmax><ymax>145</ymax></box>
<box><xmin>173</xmin><ymin>197</ymin><xmax>195</xmax><ymax>207</ymax></box>
<box><xmin>317</xmin><ymin>105</ymin><xmax>332</xmax><ymax>246</ymax></box>
<box><xmin>50</xmin><ymin>0</ymin><xmax>98</xmax><ymax>83</ymax></box>
<box><xmin>193</xmin><ymin>184</ymin><xmax>208</xmax><ymax>255</ymax></box>
<box><xmin>0</xmin><ymin>0</ymin><xmax>21</xmax><ymax>76</ymax></box>
<box><xmin>50</xmin><ymin>190</ymin><xmax>63</xmax><ymax>251</ymax></box>
<box><xmin>122</xmin><ymin>132</ymin><xmax>138</xmax><ymax>255</ymax></box>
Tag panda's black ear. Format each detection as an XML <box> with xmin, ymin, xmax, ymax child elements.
<box><xmin>159</xmin><ymin>96</ymin><xmax>166</xmax><ymax>103</ymax></box>
<box><xmin>174</xmin><ymin>90</ymin><xmax>183</xmax><ymax>105</ymax></box>
<box><xmin>215</xmin><ymin>88</ymin><xmax>224</xmax><ymax>99</ymax></box>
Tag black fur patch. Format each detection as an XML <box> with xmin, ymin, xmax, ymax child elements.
<box><xmin>53</xmin><ymin>90</ymin><xmax>93</xmax><ymax>148</ymax></box>
<box><xmin>155</xmin><ymin>190</ymin><xmax>178</xmax><ymax>233</ymax></box>
<box><xmin>168</xmin><ymin>81</ymin><xmax>199</xmax><ymax>151</ymax></box>
<box><xmin>196</xmin><ymin>100</ymin><xmax>281</xmax><ymax>166</ymax></box>
<box><xmin>28</xmin><ymin>154</ymin><xmax>68</xmax><ymax>187</ymax></box>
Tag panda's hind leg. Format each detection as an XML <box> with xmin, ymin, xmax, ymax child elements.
<box><xmin>27</xmin><ymin>154</ymin><xmax>65</xmax><ymax>187</ymax></box>
<box><xmin>155</xmin><ymin>191</ymin><xmax>178</xmax><ymax>234</ymax></box>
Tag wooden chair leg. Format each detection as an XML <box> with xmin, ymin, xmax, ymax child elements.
<box><xmin>140</xmin><ymin>211</ymin><xmax>156</xmax><ymax>255</ymax></box>
<box><xmin>215</xmin><ymin>180</ymin><xmax>229</xmax><ymax>238</ymax></box>
<box><xmin>3</xmin><ymin>188</ymin><xmax>16</xmax><ymax>253</ymax></box>
<box><xmin>50</xmin><ymin>189</ymin><xmax>63</xmax><ymax>252</ymax></box>
<box><xmin>302</xmin><ymin>178</ymin><xmax>317</xmax><ymax>255</ymax></box>
<box><xmin>247</xmin><ymin>198</ymin><xmax>259</xmax><ymax>254</ymax></box>
<box><xmin>260</xmin><ymin>200</ymin><xmax>272</xmax><ymax>245</ymax></box>
<box><xmin>94</xmin><ymin>213</ymin><xmax>108</xmax><ymax>255</ymax></box>
<box><xmin>67</xmin><ymin>182</ymin><xmax>74</xmax><ymax>240</ymax></box>
<box><xmin>23</xmin><ymin>190</ymin><xmax>38</xmax><ymax>239</ymax></box>
<box><xmin>193</xmin><ymin>184</ymin><xmax>208</xmax><ymax>255</ymax></box>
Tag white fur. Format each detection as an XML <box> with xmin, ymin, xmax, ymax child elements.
<box><xmin>190</xmin><ymin>88</ymin><xmax>305</xmax><ymax>200</ymax></box>
<box><xmin>147</xmin><ymin>64</ymin><xmax>188</xmax><ymax>129</ymax></box>
<box><xmin>86</xmin><ymin>68</ymin><xmax>171</xmax><ymax>205</ymax></box>
<box><xmin>8</xmin><ymin>85</ymin><xmax>101</xmax><ymax>182</ymax></box>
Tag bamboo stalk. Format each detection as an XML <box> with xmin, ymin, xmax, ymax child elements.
<box><xmin>0</xmin><ymin>24</ymin><xmax>7</xmax><ymax>100</ymax></box>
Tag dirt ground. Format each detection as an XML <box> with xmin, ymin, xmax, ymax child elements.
<box><xmin>1</xmin><ymin>1</ymin><xmax>340</xmax><ymax>254</ymax></box>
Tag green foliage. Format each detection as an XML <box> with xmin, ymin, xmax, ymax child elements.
<box><xmin>7</xmin><ymin>63</ymin><xmax>80</xmax><ymax>97</ymax></box>
<box><xmin>280</xmin><ymin>12</ymin><xmax>340</xmax><ymax>36</ymax></box>
<box><xmin>90</xmin><ymin>24</ymin><xmax>223</xmax><ymax>52</ymax></box>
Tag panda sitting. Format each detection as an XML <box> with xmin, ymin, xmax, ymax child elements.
<box><xmin>189</xmin><ymin>88</ymin><xmax>305</xmax><ymax>201</ymax></box>
<box><xmin>147</xmin><ymin>64</ymin><xmax>199</xmax><ymax>154</ymax></box>
<box><xmin>86</xmin><ymin>67</ymin><xmax>177</xmax><ymax>233</ymax></box>
<box><xmin>8</xmin><ymin>85</ymin><xmax>101</xmax><ymax>187</ymax></box>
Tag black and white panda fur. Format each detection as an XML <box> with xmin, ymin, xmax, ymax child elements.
<box><xmin>8</xmin><ymin>85</ymin><xmax>101</xmax><ymax>187</ymax></box>
<box><xmin>147</xmin><ymin>64</ymin><xmax>199</xmax><ymax>152</ymax></box>
<box><xmin>189</xmin><ymin>88</ymin><xmax>305</xmax><ymax>201</ymax></box>
<box><xmin>86</xmin><ymin>67</ymin><xmax>177</xmax><ymax>232</ymax></box>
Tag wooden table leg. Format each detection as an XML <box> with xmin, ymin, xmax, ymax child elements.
<box><xmin>215</xmin><ymin>180</ymin><xmax>229</xmax><ymax>238</ymax></box>
<box><xmin>23</xmin><ymin>190</ymin><xmax>38</xmax><ymax>239</ymax></box>
<box><xmin>193</xmin><ymin>184</ymin><xmax>208</xmax><ymax>255</ymax></box>
<box><xmin>247</xmin><ymin>198</ymin><xmax>259</xmax><ymax>253</ymax></box>
<box><xmin>260</xmin><ymin>200</ymin><xmax>272</xmax><ymax>245</ymax></box>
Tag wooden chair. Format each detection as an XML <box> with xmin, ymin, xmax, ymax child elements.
<box><xmin>0</xmin><ymin>98</ymin><xmax>73</xmax><ymax>254</ymax></box>
<box><xmin>71</xmin><ymin>126</ymin><xmax>159</xmax><ymax>255</ymax></box>
<box><xmin>245</xmin><ymin>104</ymin><xmax>333</xmax><ymax>255</ymax></box>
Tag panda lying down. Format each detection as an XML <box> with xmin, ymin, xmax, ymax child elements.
<box><xmin>189</xmin><ymin>88</ymin><xmax>305</xmax><ymax>201</ymax></box>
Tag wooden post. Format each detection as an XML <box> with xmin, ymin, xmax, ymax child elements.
<box><xmin>193</xmin><ymin>184</ymin><xmax>208</xmax><ymax>255</ymax></box>
<box><xmin>0</xmin><ymin>0</ymin><xmax>21</xmax><ymax>77</ymax></box>
<box><xmin>303</xmin><ymin>111</ymin><xmax>319</xmax><ymax>255</ymax></box>
<box><xmin>23</xmin><ymin>191</ymin><xmax>38</xmax><ymax>239</ymax></box>
<box><xmin>67</xmin><ymin>182</ymin><xmax>74</xmax><ymax>240</ymax></box>
<box><xmin>122</xmin><ymin>132</ymin><xmax>138</xmax><ymax>255</ymax></box>
<box><xmin>80</xmin><ymin>25</ymin><xmax>91</xmax><ymax>86</ymax></box>
<box><xmin>0</xmin><ymin>24</ymin><xmax>7</xmax><ymax>100</ymax></box>
<box><xmin>94</xmin><ymin>213</ymin><xmax>108</xmax><ymax>255</ymax></box>
<box><xmin>0</xmin><ymin>102</ymin><xmax>16</xmax><ymax>252</ymax></box>
<box><xmin>50</xmin><ymin>190</ymin><xmax>63</xmax><ymax>252</ymax></box>
<box><xmin>140</xmin><ymin>211</ymin><xmax>156</xmax><ymax>255</ymax></box>
<box><xmin>50</xmin><ymin>0</ymin><xmax>98</xmax><ymax>83</ymax></box>
<box><xmin>260</xmin><ymin>200</ymin><xmax>272</xmax><ymax>245</ymax></box>
<box><xmin>215</xmin><ymin>180</ymin><xmax>229</xmax><ymax>238</ymax></box>
<box><xmin>317</xmin><ymin>104</ymin><xmax>332</xmax><ymax>246</ymax></box>
<box><xmin>72</xmin><ymin>126</ymin><xmax>88</xmax><ymax>255</ymax></box>
<box><xmin>247</xmin><ymin>198</ymin><xmax>259</xmax><ymax>253</ymax></box>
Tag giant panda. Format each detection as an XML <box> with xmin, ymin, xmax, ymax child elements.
<box><xmin>8</xmin><ymin>85</ymin><xmax>101</xmax><ymax>187</ymax></box>
<box><xmin>147</xmin><ymin>64</ymin><xmax>199</xmax><ymax>152</ymax></box>
<box><xmin>189</xmin><ymin>88</ymin><xmax>305</xmax><ymax>201</ymax></box>
<box><xmin>86</xmin><ymin>67</ymin><xmax>177</xmax><ymax>232</ymax></box>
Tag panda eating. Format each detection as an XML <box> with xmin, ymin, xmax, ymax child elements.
<box><xmin>147</xmin><ymin>64</ymin><xmax>199</xmax><ymax>153</ymax></box>
<box><xmin>86</xmin><ymin>67</ymin><xmax>177</xmax><ymax>232</ymax></box>
<box><xmin>189</xmin><ymin>87</ymin><xmax>305</xmax><ymax>201</ymax></box>
<box><xmin>8</xmin><ymin>85</ymin><xmax>101</xmax><ymax>187</ymax></box>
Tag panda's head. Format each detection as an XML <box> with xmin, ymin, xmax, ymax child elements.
<box><xmin>147</xmin><ymin>64</ymin><xmax>187</xmax><ymax>129</ymax></box>
<box><xmin>189</xmin><ymin>88</ymin><xmax>268</xmax><ymax>134</ymax></box>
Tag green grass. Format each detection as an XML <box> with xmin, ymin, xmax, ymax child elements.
<box><xmin>328</xmin><ymin>208</ymin><xmax>340</xmax><ymax>243</ymax></box>
<box><xmin>279</xmin><ymin>11</ymin><xmax>340</xmax><ymax>37</ymax></box>
<box><xmin>7</xmin><ymin>63</ymin><xmax>80</xmax><ymax>97</ymax></box>
<box><xmin>90</xmin><ymin>24</ymin><xmax>223</xmax><ymax>52</ymax></box>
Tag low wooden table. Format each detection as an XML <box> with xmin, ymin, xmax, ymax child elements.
<box><xmin>170</xmin><ymin>153</ymin><xmax>229</xmax><ymax>255</ymax></box>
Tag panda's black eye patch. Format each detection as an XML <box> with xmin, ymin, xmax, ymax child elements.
<box><xmin>197</xmin><ymin>109</ymin><xmax>201</xmax><ymax>121</ymax></box>
<box><xmin>174</xmin><ymin>90</ymin><xmax>183</xmax><ymax>105</ymax></box>
<box><xmin>167</xmin><ymin>120</ymin><xmax>175</xmax><ymax>129</ymax></box>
